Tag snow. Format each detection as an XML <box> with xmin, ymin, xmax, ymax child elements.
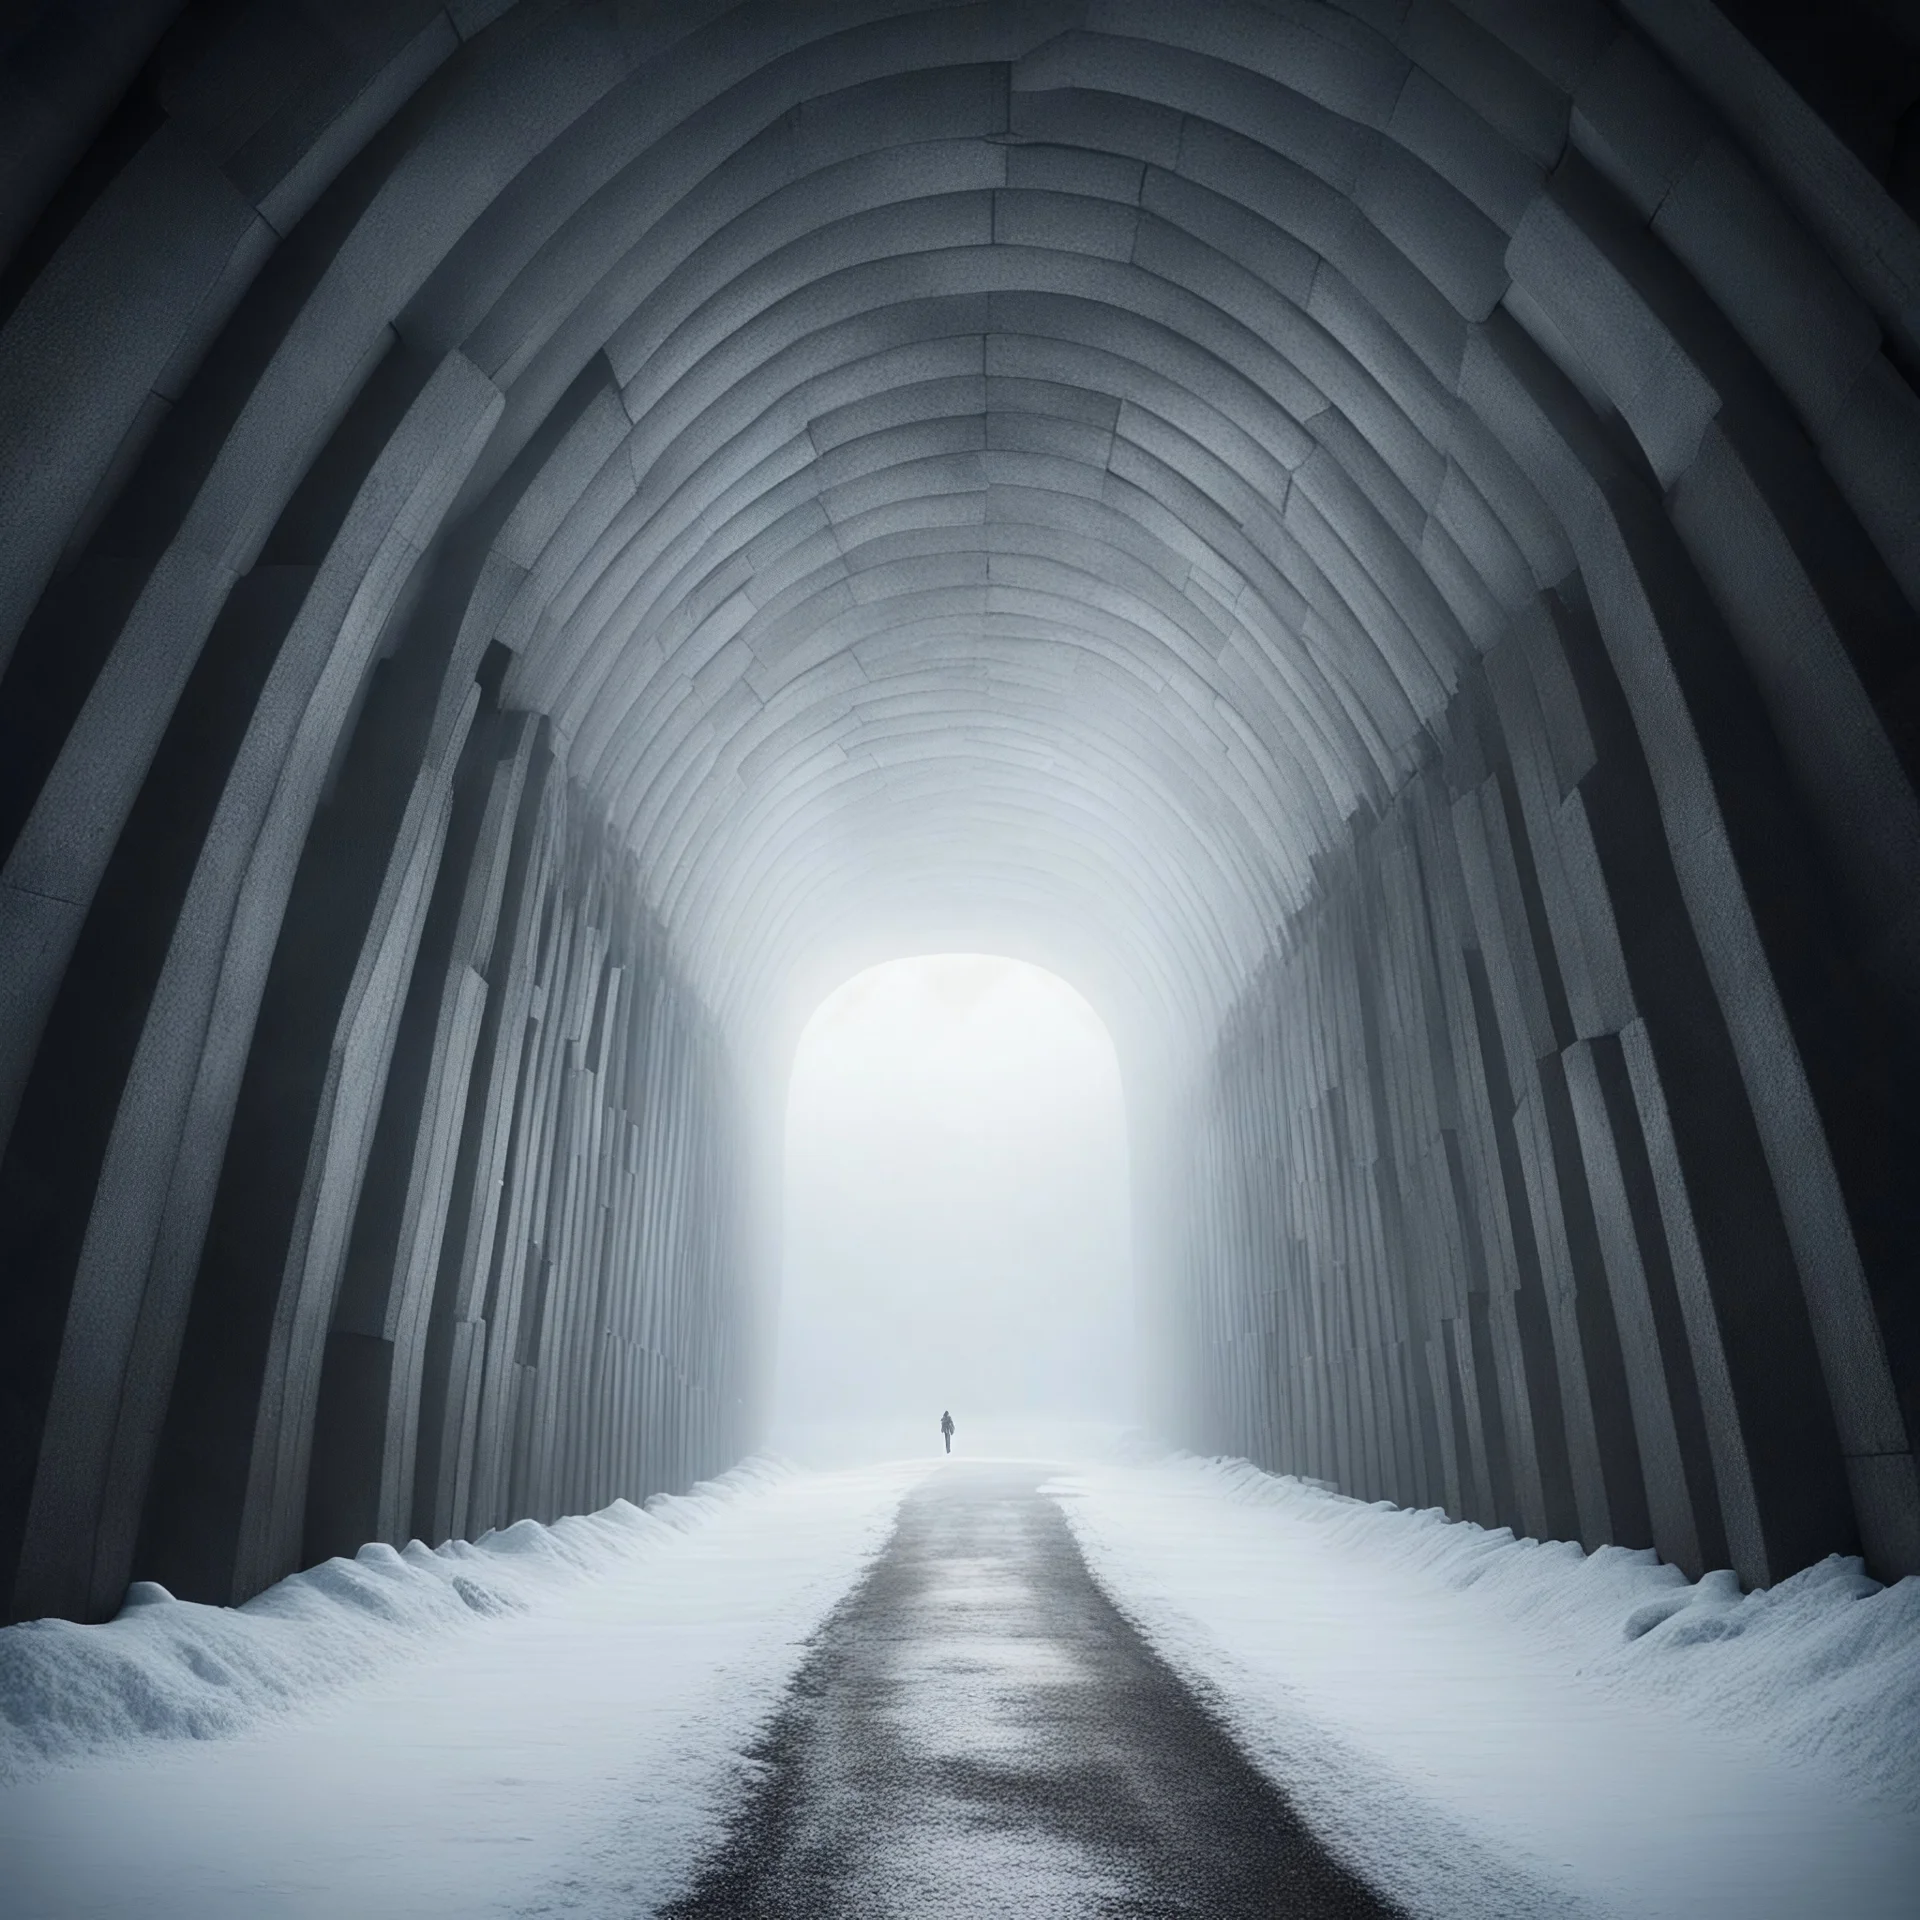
<box><xmin>0</xmin><ymin>1457</ymin><xmax>927</xmax><ymax>1918</ymax></box>
<box><xmin>4</xmin><ymin>1445</ymin><xmax>1914</xmax><ymax>1919</ymax></box>
<box><xmin>1050</xmin><ymin>1453</ymin><xmax>1920</xmax><ymax>1920</ymax></box>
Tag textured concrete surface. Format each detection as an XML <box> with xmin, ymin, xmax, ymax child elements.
<box><xmin>664</xmin><ymin>1462</ymin><xmax>1400</xmax><ymax>1920</ymax></box>
<box><xmin>0</xmin><ymin>1</ymin><xmax>1917</xmax><ymax>1625</ymax></box>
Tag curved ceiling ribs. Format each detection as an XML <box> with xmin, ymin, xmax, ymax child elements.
<box><xmin>2</xmin><ymin>0</ymin><xmax>1919</xmax><ymax>1622</ymax></box>
<box><xmin>326</xmin><ymin>3</ymin><xmax>1588</xmax><ymax>1053</ymax></box>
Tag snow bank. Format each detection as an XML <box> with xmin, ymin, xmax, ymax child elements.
<box><xmin>1052</xmin><ymin>1455</ymin><xmax>1920</xmax><ymax>1920</ymax></box>
<box><xmin>0</xmin><ymin>1458</ymin><xmax>924</xmax><ymax>1918</ymax></box>
<box><xmin>1149</xmin><ymin>1456</ymin><xmax>1920</xmax><ymax>1818</ymax></box>
<box><xmin>0</xmin><ymin>1457</ymin><xmax>796</xmax><ymax>1784</ymax></box>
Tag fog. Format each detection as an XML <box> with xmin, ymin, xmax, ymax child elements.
<box><xmin>772</xmin><ymin>954</ymin><xmax>1133</xmax><ymax>1462</ymax></box>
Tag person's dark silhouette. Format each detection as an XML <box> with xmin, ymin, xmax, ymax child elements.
<box><xmin>940</xmin><ymin>1409</ymin><xmax>955</xmax><ymax>1455</ymax></box>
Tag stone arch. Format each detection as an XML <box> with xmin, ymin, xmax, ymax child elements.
<box><xmin>0</xmin><ymin>0</ymin><xmax>1916</xmax><ymax>1625</ymax></box>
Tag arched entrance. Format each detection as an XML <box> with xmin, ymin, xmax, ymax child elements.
<box><xmin>776</xmin><ymin>953</ymin><xmax>1131</xmax><ymax>1461</ymax></box>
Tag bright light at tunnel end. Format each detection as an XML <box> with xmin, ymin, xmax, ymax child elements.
<box><xmin>773</xmin><ymin>954</ymin><xmax>1135</xmax><ymax>1467</ymax></box>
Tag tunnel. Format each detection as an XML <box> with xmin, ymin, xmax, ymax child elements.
<box><xmin>2</xmin><ymin>0</ymin><xmax>1919</xmax><ymax>1645</ymax></box>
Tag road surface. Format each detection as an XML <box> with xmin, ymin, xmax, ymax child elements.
<box><xmin>665</xmin><ymin>1461</ymin><xmax>1400</xmax><ymax>1918</ymax></box>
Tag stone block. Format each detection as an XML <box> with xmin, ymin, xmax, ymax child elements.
<box><xmin>0</xmin><ymin>125</ymin><xmax>260</xmax><ymax>674</ymax></box>
<box><xmin>1446</xmin><ymin>0</ymin><xmax>1614</xmax><ymax>97</ymax></box>
<box><xmin>1402</xmin><ymin>0</ymin><xmax>1573</xmax><ymax>164</ymax></box>
<box><xmin>1568</xmin><ymin>29</ymin><xmax>1706</xmax><ymax>220</ymax></box>
<box><xmin>1355</xmin><ymin>135</ymin><xmax>1509</xmax><ymax>321</ymax></box>
<box><xmin>1563</xmin><ymin>1029</ymin><xmax>1726</xmax><ymax>1579</ymax></box>
<box><xmin>1504</xmin><ymin>177</ymin><xmax>1718</xmax><ymax>489</ymax></box>
<box><xmin>1656</xmin><ymin>138</ymin><xmax>1881</xmax><ymax>438</ymax></box>
<box><xmin>1388</xmin><ymin>64</ymin><xmax>1544</xmax><ymax>231</ymax></box>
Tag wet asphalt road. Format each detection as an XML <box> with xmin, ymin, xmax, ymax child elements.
<box><xmin>662</xmin><ymin>1462</ymin><xmax>1401</xmax><ymax>1919</ymax></box>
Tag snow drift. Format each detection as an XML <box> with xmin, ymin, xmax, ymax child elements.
<box><xmin>1054</xmin><ymin>1454</ymin><xmax>1920</xmax><ymax>1920</ymax></box>
<box><xmin>0</xmin><ymin>1460</ymin><xmax>801</xmax><ymax>1783</ymax></box>
<box><xmin>0</xmin><ymin>1457</ymin><xmax>926</xmax><ymax>1918</ymax></box>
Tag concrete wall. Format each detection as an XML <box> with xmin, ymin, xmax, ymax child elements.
<box><xmin>1159</xmin><ymin>581</ymin><xmax>1918</xmax><ymax>1588</ymax></box>
<box><xmin>0</xmin><ymin>0</ymin><xmax>1916</xmax><ymax>1621</ymax></box>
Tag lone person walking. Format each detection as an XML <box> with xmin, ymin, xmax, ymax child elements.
<box><xmin>939</xmin><ymin>1409</ymin><xmax>955</xmax><ymax>1455</ymax></box>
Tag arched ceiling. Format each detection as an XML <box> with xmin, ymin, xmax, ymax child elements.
<box><xmin>270</xmin><ymin>1</ymin><xmax>1679</xmax><ymax>1057</ymax></box>
<box><xmin>8</xmin><ymin>0</ymin><xmax>1920</xmax><ymax>1622</ymax></box>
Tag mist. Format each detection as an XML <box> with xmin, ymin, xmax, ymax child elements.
<box><xmin>772</xmin><ymin>954</ymin><xmax>1133</xmax><ymax>1460</ymax></box>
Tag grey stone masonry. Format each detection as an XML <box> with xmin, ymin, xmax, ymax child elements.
<box><xmin>0</xmin><ymin>0</ymin><xmax>1916</xmax><ymax>1621</ymax></box>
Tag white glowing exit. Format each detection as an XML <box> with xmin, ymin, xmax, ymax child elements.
<box><xmin>773</xmin><ymin>954</ymin><xmax>1133</xmax><ymax>1456</ymax></box>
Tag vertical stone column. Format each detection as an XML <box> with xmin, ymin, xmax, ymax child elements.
<box><xmin>1164</xmin><ymin>553</ymin><xmax>1913</xmax><ymax>1582</ymax></box>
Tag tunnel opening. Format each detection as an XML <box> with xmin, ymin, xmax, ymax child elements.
<box><xmin>0</xmin><ymin>0</ymin><xmax>1917</xmax><ymax>1636</ymax></box>
<box><xmin>773</xmin><ymin>952</ymin><xmax>1133</xmax><ymax>1466</ymax></box>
